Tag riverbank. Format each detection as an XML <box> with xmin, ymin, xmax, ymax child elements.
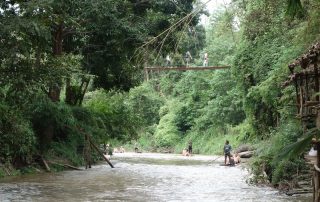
<box><xmin>0</xmin><ymin>157</ymin><xmax>80</xmax><ymax>178</ymax></box>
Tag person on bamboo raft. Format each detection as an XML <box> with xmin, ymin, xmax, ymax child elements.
<box><xmin>223</xmin><ymin>140</ymin><xmax>232</xmax><ymax>165</ymax></box>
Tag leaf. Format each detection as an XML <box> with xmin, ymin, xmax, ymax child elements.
<box><xmin>273</xmin><ymin>128</ymin><xmax>318</xmax><ymax>164</ymax></box>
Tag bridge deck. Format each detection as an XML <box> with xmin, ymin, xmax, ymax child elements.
<box><xmin>144</xmin><ymin>66</ymin><xmax>230</xmax><ymax>71</ymax></box>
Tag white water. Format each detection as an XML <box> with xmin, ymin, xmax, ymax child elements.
<box><xmin>0</xmin><ymin>153</ymin><xmax>312</xmax><ymax>201</ymax></box>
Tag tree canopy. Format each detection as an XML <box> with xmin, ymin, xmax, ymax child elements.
<box><xmin>1</xmin><ymin>0</ymin><xmax>320</xmax><ymax>187</ymax></box>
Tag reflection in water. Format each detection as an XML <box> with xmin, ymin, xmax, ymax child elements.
<box><xmin>0</xmin><ymin>153</ymin><xmax>312</xmax><ymax>201</ymax></box>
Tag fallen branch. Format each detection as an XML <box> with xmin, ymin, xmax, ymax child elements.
<box><xmin>41</xmin><ymin>156</ymin><xmax>51</xmax><ymax>172</ymax></box>
<box><xmin>286</xmin><ymin>189</ymin><xmax>313</xmax><ymax>196</ymax></box>
<box><xmin>48</xmin><ymin>161</ymin><xmax>83</xmax><ymax>171</ymax></box>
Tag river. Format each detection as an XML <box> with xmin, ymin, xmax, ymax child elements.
<box><xmin>0</xmin><ymin>153</ymin><xmax>312</xmax><ymax>201</ymax></box>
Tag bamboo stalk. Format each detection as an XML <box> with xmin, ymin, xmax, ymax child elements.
<box><xmin>87</xmin><ymin>134</ymin><xmax>114</xmax><ymax>168</ymax></box>
<box><xmin>41</xmin><ymin>156</ymin><xmax>51</xmax><ymax>172</ymax></box>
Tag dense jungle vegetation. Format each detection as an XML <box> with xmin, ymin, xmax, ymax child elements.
<box><xmin>1</xmin><ymin>0</ymin><xmax>320</xmax><ymax>188</ymax></box>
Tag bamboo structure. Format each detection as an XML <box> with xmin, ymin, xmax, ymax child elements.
<box><xmin>144</xmin><ymin>66</ymin><xmax>230</xmax><ymax>81</ymax></box>
<box><xmin>285</xmin><ymin>42</ymin><xmax>320</xmax><ymax>201</ymax></box>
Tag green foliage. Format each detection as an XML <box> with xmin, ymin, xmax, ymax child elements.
<box><xmin>0</xmin><ymin>102</ymin><xmax>36</xmax><ymax>165</ymax></box>
<box><xmin>286</xmin><ymin>0</ymin><xmax>304</xmax><ymax>18</ymax></box>
<box><xmin>0</xmin><ymin>0</ymin><xmax>206</xmax><ymax>172</ymax></box>
<box><xmin>154</xmin><ymin>100</ymin><xmax>182</xmax><ymax>147</ymax></box>
<box><xmin>49</xmin><ymin>141</ymin><xmax>84</xmax><ymax>166</ymax></box>
<box><xmin>127</xmin><ymin>83</ymin><xmax>164</xmax><ymax>126</ymax></box>
<box><xmin>231</xmin><ymin>0</ymin><xmax>319</xmax><ymax>139</ymax></box>
<box><xmin>19</xmin><ymin>166</ymin><xmax>39</xmax><ymax>175</ymax></box>
<box><xmin>0</xmin><ymin>168</ymin><xmax>5</xmax><ymax>178</ymax></box>
<box><xmin>273</xmin><ymin>128</ymin><xmax>316</xmax><ymax>163</ymax></box>
<box><xmin>84</xmin><ymin>89</ymin><xmax>139</xmax><ymax>141</ymax></box>
<box><xmin>121</xmin><ymin>0</ymin><xmax>320</xmax><ymax>187</ymax></box>
<box><xmin>30</xmin><ymin>98</ymin><xmax>74</xmax><ymax>151</ymax></box>
<box><xmin>272</xmin><ymin>159</ymin><xmax>305</xmax><ymax>185</ymax></box>
<box><xmin>135</xmin><ymin>125</ymin><xmax>158</xmax><ymax>151</ymax></box>
<box><xmin>249</xmin><ymin>119</ymin><xmax>305</xmax><ymax>184</ymax></box>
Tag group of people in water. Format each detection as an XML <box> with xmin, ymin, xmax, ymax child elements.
<box><xmin>181</xmin><ymin>140</ymin><xmax>241</xmax><ymax>166</ymax></box>
<box><xmin>105</xmin><ymin>140</ymin><xmax>240</xmax><ymax>166</ymax></box>
<box><xmin>113</xmin><ymin>146</ymin><xmax>126</xmax><ymax>153</ymax></box>
<box><xmin>103</xmin><ymin>144</ymin><xmax>125</xmax><ymax>156</ymax></box>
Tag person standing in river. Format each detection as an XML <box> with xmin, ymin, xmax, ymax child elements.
<box><xmin>187</xmin><ymin>141</ymin><xmax>193</xmax><ymax>156</ymax></box>
<box><xmin>223</xmin><ymin>140</ymin><xmax>232</xmax><ymax>165</ymax></box>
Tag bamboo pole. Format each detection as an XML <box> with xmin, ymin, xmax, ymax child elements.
<box><xmin>41</xmin><ymin>156</ymin><xmax>51</xmax><ymax>172</ymax></box>
<box><xmin>317</xmin><ymin>142</ymin><xmax>320</xmax><ymax>201</ymax></box>
<box><xmin>313</xmin><ymin>172</ymin><xmax>316</xmax><ymax>202</ymax></box>
<box><xmin>313</xmin><ymin>61</ymin><xmax>319</xmax><ymax>102</ymax></box>
<box><xmin>87</xmin><ymin>134</ymin><xmax>114</xmax><ymax>168</ymax></box>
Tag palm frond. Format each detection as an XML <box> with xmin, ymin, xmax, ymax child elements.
<box><xmin>273</xmin><ymin>128</ymin><xmax>318</xmax><ymax>164</ymax></box>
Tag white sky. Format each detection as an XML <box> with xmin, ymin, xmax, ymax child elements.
<box><xmin>200</xmin><ymin>0</ymin><xmax>231</xmax><ymax>25</ymax></box>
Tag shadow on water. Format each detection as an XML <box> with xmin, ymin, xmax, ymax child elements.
<box><xmin>0</xmin><ymin>153</ymin><xmax>312</xmax><ymax>202</ymax></box>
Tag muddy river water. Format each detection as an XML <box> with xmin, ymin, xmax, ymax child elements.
<box><xmin>0</xmin><ymin>153</ymin><xmax>312</xmax><ymax>201</ymax></box>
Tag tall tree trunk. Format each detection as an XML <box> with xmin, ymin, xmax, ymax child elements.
<box><xmin>78</xmin><ymin>78</ymin><xmax>90</xmax><ymax>106</ymax></box>
<box><xmin>52</xmin><ymin>23</ymin><xmax>63</xmax><ymax>56</ymax></box>
<box><xmin>65</xmin><ymin>77</ymin><xmax>75</xmax><ymax>105</ymax></box>
<box><xmin>48</xmin><ymin>23</ymin><xmax>64</xmax><ymax>102</ymax></box>
<box><xmin>65</xmin><ymin>78</ymin><xmax>90</xmax><ymax>106</ymax></box>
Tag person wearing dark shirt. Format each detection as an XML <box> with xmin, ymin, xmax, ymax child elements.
<box><xmin>188</xmin><ymin>141</ymin><xmax>193</xmax><ymax>155</ymax></box>
<box><xmin>223</xmin><ymin>140</ymin><xmax>232</xmax><ymax>165</ymax></box>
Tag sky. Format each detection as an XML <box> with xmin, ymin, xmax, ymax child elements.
<box><xmin>200</xmin><ymin>0</ymin><xmax>231</xmax><ymax>25</ymax></box>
